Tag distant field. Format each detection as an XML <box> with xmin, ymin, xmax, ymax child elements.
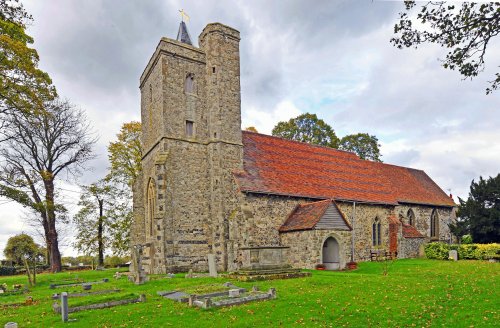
<box><xmin>1</xmin><ymin>259</ymin><xmax>498</xmax><ymax>327</ymax></box>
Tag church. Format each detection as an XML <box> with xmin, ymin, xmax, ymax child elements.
<box><xmin>131</xmin><ymin>21</ymin><xmax>456</xmax><ymax>274</ymax></box>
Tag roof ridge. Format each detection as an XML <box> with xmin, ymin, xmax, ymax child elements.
<box><xmin>241</xmin><ymin>130</ymin><xmax>358</xmax><ymax>157</ymax></box>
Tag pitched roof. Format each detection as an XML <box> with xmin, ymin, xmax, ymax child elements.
<box><xmin>279</xmin><ymin>199</ymin><xmax>331</xmax><ymax>232</ymax></box>
<box><xmin>236</xmin><ymin>131</ymin><xmax>455</xmax><ymax>207</ymax></box>
<box><xmin>279</xmin><ymin>199</ymin><xmax>352</xmax><ymax>232</ymax></box>
<box><xmin>402</xmin><ymin>224</ymin><xmax>425</xmax><ymax>238</ymax></box>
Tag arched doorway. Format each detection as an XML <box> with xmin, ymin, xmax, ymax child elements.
<box><xmin>322</xmin><ymin>237</ymin><xmax>340</xmax><ymax>270</ymax></box>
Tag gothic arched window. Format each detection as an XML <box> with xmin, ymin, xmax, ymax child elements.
<box><xmin>407</xmin><ymin>209</ymin><xmax>415</xmax><ymax>226</ymax></box>
<box><xmin>372</xmin><ymin>218</ymin><xmax>382</xmax><ymax>246</ymax></box>
<box><xmin>184</xmin><ymin>73</ymin><xmax>195</xmax><ymax>94</ymax></box>
<box><xmin>430</xmin><ymin>209</ymin><xmax>439</xmax><ymax>239</ymax></box>
<box><xmin>146</xmin><ymin>179</ymin><xmax>156</xmax><ymax>238</ymax></box>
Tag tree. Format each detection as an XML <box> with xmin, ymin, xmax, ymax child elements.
<box><xmin>3</xmin><ymin>233</ymin><xmax>43</xmax><ymax>286</ymax></box>
<box><xmin>245</xmin><ymin>126</ymin><xmax>258</xmax><ymax>133</ymax></box>
<box><xmin>272</xmin><ymin>113</ymin><xmax>382</xmax><ymax>161</ymax></box>
<box><xmin>339</xmin><ymin>133</ymin><xmax>382</xmax><ymax>162</ymax></box>
<box><xmin>457</xmin><ymin>174</ymin><xmax>500</xmax><ymax>243</ymax></box>
<box><xmin>73</xmin><ymin>181</ymin><xmax>111</xmax><ymax>267</ymax></box>
<box><xmin>107</xmin><ymin>121</ymin><xmax>142</xmax><ymax>186</ymax></box>
<box><xmin>0</xmin><ymin>0</ymin><xmax>56</xmax><ymax>121</ymax></box>
<box><xmin>0</xmin><ymin>99</ymin><xmax>96</xmax><ymax>272</ymax></box>
<box><xmin>391</xmin><ymin>1</ymin><xmax>500</xmax><ymax>94</ymax></box>
<box><xmin>272</xmin><ymin>113</ymin><xmax>339</xmax><ymax>148</ymax></box>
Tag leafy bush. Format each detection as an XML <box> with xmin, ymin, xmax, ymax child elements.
<box><xmin>461</xmin><ymin>234</ymin><xmax>473</xmax><ymax>244</ymax></box>
<box><xmin>458</xmin><ymin>244</ymin><xmax>478</xmax><ymax>259</ymax></box>
<box><xmin>474</xmin><ymin>243</ymin><xmax>500</xmax><ymax>260</ymax></box>
<box><xmin>104</xmin><ymin>255</ymin><xmax>129</xmax><ymax>268</ymax></box>
<box><xmin>425</xmin><ymin>242</ymin><xmax>500</xmax><ymax>260</ymax></box>
<box><xmin>0</xmin><ymin>266</ymin><xmax>16</xmax><ymax>276</ymax></box>
<box><xmin>424</xmin><ymin>242</ymin><xmax>450</xmax><ymax>260</ymax></box>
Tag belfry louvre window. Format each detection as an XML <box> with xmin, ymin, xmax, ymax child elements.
<box><xmin>186</xmin><ymin>121</ymin><xmax>194</xmax><ymax>136</ymax></box>
<box><xmin>372</xmin><ymin>218</ymin><xmax>382</xmax><ymax>246</ymax></box>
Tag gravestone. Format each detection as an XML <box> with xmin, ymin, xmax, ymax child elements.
<box><xmin>61</xmin><ymin>292</ymin><xmax>69</xmax><ymax>322</ymax></box>
<box><xmin>132</xmin><ymin>244</ymin><xmax>147</xmax><ymax>285</ymax></box>
<box><xmin>208</xmin><ymin>254</ymin><xmax>217</xmax><ymax>277</ymax></box>
<box><xmin>208</xmin><ymin>254</ymin><xmax>217</xmax><ymax>278</ymax></box>
<box><xmin>229</xmin><ymin>289</ymin><xmax>240</xmax><ymax>298</ymax></box>
<box><xmin>4</xmin><ymin>323</ymin><xmax>18</xmax><ymax>328</ymax></box>
<box><xmin>449</xmin><ymin>250</ymin><xmax>458</xmax><ymax>261</ymax></box>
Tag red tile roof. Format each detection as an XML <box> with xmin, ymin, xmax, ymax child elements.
<box><xmin>236</xmin><ymin>131</ymin><xmax>455</xmax><ymax>207</ymax></box>
<box><xmin>402</xmin><ymin>224</ymin><xmax>425</xmax><ymax>238</ymax></box>
<box><xmin>279</xmin><ymin>199</ymin><xmax>331</xmax><ymax>232</ymax></box>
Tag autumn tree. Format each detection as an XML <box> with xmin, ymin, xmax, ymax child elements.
<box><xmin>0</xmin><ymin>0</ymin><xmax>55</xmax><ymax>122</ymax></box>
<box><xmin>272</xmin><ymin>113</ymin><xmax>339</xmax><ymax>148</ymax></box>
<box><xmin>391</xmin><ymin>1</ymin><xmax>500</xmax><ymax>94</ymax></box>
<box><xmin>457</xmin><ymin>174</ymin><xmax>500</xmax><ymax>243</ymax></box>
<box><xmin>245</xmin><ymin>126</ymin><xmax>258</xmax><ymax>133</ymax></box>
<box><xmin>107</xmin><ymin>121</ymin><xmax>142</xmax><ymax>186</ymax></box>
<box><xmin>339</xmin><ymin>133</ymin><xmax>382</xmax><ymax>162</ymax></box>
<box><xmin>4</xmin><ymin>233</ymin><xmax>44</xmax><ymax>286</ymax></box>
<box><xmin>0</xmin><ymin>99</ymin><xmax>96</xmax><ymax>272</ymax></box>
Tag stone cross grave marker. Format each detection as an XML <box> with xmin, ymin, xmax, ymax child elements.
<box><xmin>449</xmin><ymin>250</ymin><xmax>458</xmax><ymax>261</ymax></box>
<box><xmin>208</xmin><ymin>254</ymin><xmax>217</xmax><ymax>277</ymax></box>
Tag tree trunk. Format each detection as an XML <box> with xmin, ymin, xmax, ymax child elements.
<box><xmin>45</xmin><ymin>178</ymin><xmax>62</xmax><ymax>273</ymax></box>
<box><xmin>23</xmin><ymin>258</ymin><xmax>33</xmax><ymax>287</ymax></box>
<box><xmin>98</xmin><ymin>199</ymin><xmax>104</xmax><ymax>267</ymax></box>
<box><xmin>33</xmin><ymin>261</ymin><xmax>37</xmax><ymax>285</ymax></box>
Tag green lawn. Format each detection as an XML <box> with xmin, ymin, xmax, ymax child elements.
<box><xmin>1</xmin><ymin>259</ymin><xmax>498</xmax><ymax>327</ymax></box>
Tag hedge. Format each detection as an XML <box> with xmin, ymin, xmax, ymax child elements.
<box><xmin>0</xmin><ymin>266</ymin><xmax>16</xmax><ymax>276</ymax></box>
<box><xmin>425</xmin><ymin>242</ymin><xmax>500</xmax><ymax>260</ymax></box>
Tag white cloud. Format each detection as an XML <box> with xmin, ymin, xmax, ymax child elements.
<box><xmin>242</xmin><ymin>100</ymin><xmax>302</xmax><ymax>134</ymax></box>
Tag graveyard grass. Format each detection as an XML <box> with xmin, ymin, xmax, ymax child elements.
<box><xmin>1</xmin><ymin>259</ymin><xmax>498</xmax><ymax>327</ymax></box>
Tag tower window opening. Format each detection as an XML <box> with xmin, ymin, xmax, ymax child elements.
<box><xmin>186</xmin><ymin>121</ymin><xmax>194</xmax><ymax>136</ymax></box>
<box><xmin>212</xmin><ymin>66</ymin><xmax>216</xmax><ymax>73</ymax></box>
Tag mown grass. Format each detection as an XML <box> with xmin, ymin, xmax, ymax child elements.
<box><xmin>0</xmin><ymin>259</ymin><xmax>498</xmax><ymax>327</ymax></box>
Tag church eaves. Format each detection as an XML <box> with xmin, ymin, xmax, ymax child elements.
<box><xmin>176</xmin><ymin>21</ymin><xmax>193</xmax><ymax>45</ymax></box>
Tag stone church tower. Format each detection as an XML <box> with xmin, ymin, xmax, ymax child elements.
<box><xmin>132</xmin><ymin>22</ymin><xmax>243</xmax><ymax>273</ymax></box>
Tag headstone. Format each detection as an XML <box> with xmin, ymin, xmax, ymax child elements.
<box><xmin>449</xmin><ymin>250</ymin><xmax>458</xmax><ymax>261</ymax></box>
<box><xmin>61</xmin><ymin>292</ymin><xmax>69</xmax><ymax>322</ymax></box>
<box><xmin>78</xmin><ymin>263</ymin><xmax>84</xmax><ymax>267</ymax></box>
<box><xmin>185</xmin><ymin>269</ymin><xmax>194</xmax><ymax>278</ymax></box>
<box><xmin>267</xmin><ymin>288</ymin><xmax>276</xmax><ymax>299</ymax></box>
<box><xmin>208</xmin><ymin>254</ymin><xmax>217</xmax><ymax>277</ymax></box>
<box><xmin>4</xmin><ymin>323</ymin><xmax>18</xmax><ymax>328</ymax></box>
<box><xmin>0</xmin><ymin>289</ymin><xmax>4</xmax><ymax>294</ymax></box>
<box><xmin>228</xmin><ymin>289</ymin><xmax>240</xmax><ymax>298</ymax></box>
<box><xmin>252</xmin><ymin>286</ymin><xmax>259</xmax><ymax>292</ymax></box>
<box><xmin>102</xmin><ymin>278</ymin><xmax>109</xmax><ymax>282</ymax></box>
<box><xmin>82</xmin><ymin>284</ymin><xmax>92</xmax><ymax>291</ymax></box>
<box><xmin>202</xmin><ymin>297</ymin><xmax>212</xmax><ymax>309</ymax></box>
<box><xmin>188</xmin><ymin>294</ymin><xmax>196</xmax><ymax>307</ymax></box>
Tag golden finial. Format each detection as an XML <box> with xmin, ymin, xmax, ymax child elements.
<box><xmin>179</xmin><ymin>9</ymin><xmax>190</xmax><ymax>23</ymax></box>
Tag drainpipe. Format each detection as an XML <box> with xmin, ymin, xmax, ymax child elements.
<box><xmin>351</xmin><ymin>202</ymin><xmax>356</xmax><ymax>263</ymax></box>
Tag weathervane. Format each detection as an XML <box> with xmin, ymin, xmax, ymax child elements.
<box><xmin>179</xmin><ymin>9</ymin><xmax>190</xmax><ymax>23</ymax></box>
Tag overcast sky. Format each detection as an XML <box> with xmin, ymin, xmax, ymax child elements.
<box><xmin>1</xmin><ymin>0</ymin><xmax>499</xmax><ymax>257</ymax></box>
